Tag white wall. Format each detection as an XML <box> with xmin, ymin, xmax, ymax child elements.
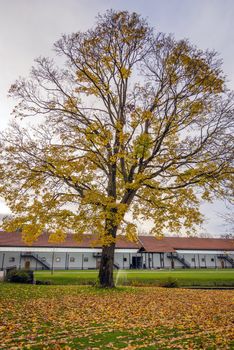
<box><xmin>0</xmin><ymin>250</ymin><xmax>233</xmax><ymax>270</ymax></box>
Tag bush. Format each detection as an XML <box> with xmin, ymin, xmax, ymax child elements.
<box><xmin>160</xmin><ymin>277</ymin><xmax>179</xmax><ymax>288</ymax></box>
<box><xmin>35</xmin><ymin>279</ymin><xmax>53</xmax><ymax>285</ymax></box>
<box><xmin>6</xmin><ymin>269</ymin><xmax>34</xmax><ymax>284</ymax></box>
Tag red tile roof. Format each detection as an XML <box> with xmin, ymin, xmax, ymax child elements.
<box><xmin>163</xmin><ymin>237</ymin><xmax>234</xmax><ymax>251</ymax></box>
<box><xmin>0</xmin><ymin>231</ymin><xmax>140</xmax><ymax>249</ymax></box>
<box><xmin>0</xmin><ymin>231</ymin><xmax>233</xmax><ymax>252</ymax></box>
<box><xmin>139</xmin><ymin>236</ymin><xmax>175</xmax><ymax>253</ymax></box>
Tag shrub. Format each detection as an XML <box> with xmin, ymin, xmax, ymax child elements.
<box><xmin>6</xmin><ymin>269</ymin><xmax>34</xmax><ymax>284</ymax></box>
<box><xmin>35</xmin><ymin>279</ymin><xmax>53</xmax><ymax>285</ymax></box>
<box><xmin>160</xmin><ymin>277</ymin><xmax>179</xmax><ymax>288</ymax></box>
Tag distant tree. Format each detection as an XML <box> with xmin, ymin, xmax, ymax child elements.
<box><xmin>219</xmin><ymin>206</ymin><xmax>234</xmax><ymax>236</ymax></box>
<box><xmin>0</xmin><ymin>10</ymin><xmax>233</xmax><ymax>287</ymax></box>
<box><xmin>221</xmin><ymin>233</ymin><xmax>234</xmax><ymax>239</ymax></box>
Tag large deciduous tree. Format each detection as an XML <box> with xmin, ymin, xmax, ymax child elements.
<box><xmin>0</xmin><ymin>11</ymin><xmax>233</xmax><ymax>287</ymax></box>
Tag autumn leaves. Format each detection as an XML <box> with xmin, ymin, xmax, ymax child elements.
<box><xmin>0</xmin><ymin>284</ymin><xmax>233</xmax><ymax>349</ymax></box>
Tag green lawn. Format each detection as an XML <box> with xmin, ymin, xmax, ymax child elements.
<box><xmin>0</xmin><ymin>283</ymin><xmax>233</xmax><ymax>349</ymax></box>
<box><xmin>34</xmin><ymin>268</ymin><xmax>234</xmax><ymax>287</ymax></box>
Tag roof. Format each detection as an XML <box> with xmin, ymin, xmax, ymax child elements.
<box><xmin>163</xmin><ymin>237</ymin><xmax>234</xmax><ymax>251</ymax></box>
<box><xmin>0</xmin><ymin>231</ymin><xmax>233</xmax><ymax>252</ymax></box>
<box><xmin>138</xmin><ymin>236</ymin><xmax>234</xmax><ymax>252</ymax></box>
<box><xmin>0</xmin><ymin>231</ymin><xmax>140</xmax><ymax>249</ymax></box>
<box><xmin>139</xmin><ymin>236</ymin><xmax>175</xmax><ymax>253</ymax></box>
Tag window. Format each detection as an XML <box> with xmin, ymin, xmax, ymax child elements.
<box><xmin>211</xmin><ymin>258</ymin><xmax>214</xmax><ymax>262</ymax></box>
<box><xmin>84</xmin><ymin>257</ymin><xmax>88</xmax><ymax>262</ymax></box>
<box><xmin>123</xmin><ymin>257</ymin><xmax>127</xmax><ymax>262</ymax></box>
<box><xmin>201</xmin><ymin>258</ymin><xmax>205</xmax><ymax>262</ymax></box>
<box><xmin>56</xmin><ymin>257</ymin><xmax>61</xmax><ymax>262</ymax></box>
<box><xmin>9</xmin><ymin>257</ymin><xmax>15</xmax><ymax>262</ymax></box>
<box><xmin>191</xmin><ymin>258</ymin><xmax>195</xmax><ymax>262</ymax></box>
<box><xmin>70</xmin><ymin>257</ymin><xmax>75</xmax><ymax>262</ymax></box>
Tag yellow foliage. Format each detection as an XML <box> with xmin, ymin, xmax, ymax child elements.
<box><xmin>125</xmin><ymin>223</ymin><xmax>138</xmax><ymax>242</ymax></box>
<box><xmin>0</xmin><ymin>10</ymin><xmax>232</xmax><ymax>249</ymax></box>
<box><xmin>49</xmin><ymin>229</ymin><xmax>67</xmax><ymax>243</ymax></box>
<box><xmin>120</xmin><ymin>66</ymin><xmax>131</xmax><ymax>79</ymax></box>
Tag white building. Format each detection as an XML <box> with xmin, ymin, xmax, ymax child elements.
<box><xmin>0</xmin><ymin>231</ymin><xmax>234</xmax><ymax>270</ymax></box>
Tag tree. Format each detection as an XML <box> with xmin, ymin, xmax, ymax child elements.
<box><xmin>0</xmin><ymin>10</ymin><xmax>233</xmax><ymax>287</ymax></box>
<box><xmin>219</xmin><ymin>206</ymin><xmax>234</xmax><ymax>235</ymax></box>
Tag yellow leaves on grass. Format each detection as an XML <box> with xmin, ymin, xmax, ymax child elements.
<box><xmin>0</xmin><ymin>285</ymin><xmax>233</xmax><ymax>349</ymax></box>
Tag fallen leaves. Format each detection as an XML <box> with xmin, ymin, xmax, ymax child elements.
<box><xmin>0</xmin><ymin>284</ymin><xmax>233</xmax><ymax>349</ymax></box>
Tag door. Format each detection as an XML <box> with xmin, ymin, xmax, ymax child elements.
<box><xmin>132</xmin><ymin>256</ymin><xmax>142</xmax><ymax>269</ymax></box>
<box><xmin>25</xmin><ymin>261</ymin><xmax>30</xmax><ymax>270</ymax></box>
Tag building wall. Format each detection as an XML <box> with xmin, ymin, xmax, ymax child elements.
<box><xmin>0</xmin><ymin>250</ymin><xmax>234</xmax><ymax>270</ymax></box>
<box><xmin>0</xmin><ymin>252</ymin><xmax>21</xmax><ymax>270</ymax></box>
<box><xmin>0</xmin><ymin>251</ymin><xmax>98</xmax><ymax>270</ymax></box>
<box><xmin>114</xmin><ymin>253</ymin><xmax>132</xmax><ymax>269</ymax></box>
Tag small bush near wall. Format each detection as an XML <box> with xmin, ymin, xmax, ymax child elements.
<box><xmin>160</xmin><ymin>277</ymin><xmax>179</xmax><ymax>288</ymax></box>
<box><xmin>6</xmin><ymin>269</ymin><xmax>34</xmax><ymax>284</ymax></box>
<box><xmin>35</xmin><ymin>280</ymin><xmax>53</xmax><ymax>285</ymax></box>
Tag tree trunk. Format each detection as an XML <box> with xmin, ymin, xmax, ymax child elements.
<box><xmin>98</xmin><ymin>242</ymin><xmax>116</xmax><ymax>288</ymax></box>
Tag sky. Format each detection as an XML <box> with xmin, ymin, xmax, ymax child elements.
<box><xmin>0</xmin><ymin>0</ymin><xmax>233</xmax><ymax>236</ymax></box>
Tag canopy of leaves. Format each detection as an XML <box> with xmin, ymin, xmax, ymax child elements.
<box><xmin>0</xmin><ymin>10</ymin><xmax>233</xmax><ymax>243</ymax></box>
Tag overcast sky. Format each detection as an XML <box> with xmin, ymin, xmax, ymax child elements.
<box><xmin>0</xmin><ymin>0</ymin><xmax>233</xmax><ymax>236</ymax></box>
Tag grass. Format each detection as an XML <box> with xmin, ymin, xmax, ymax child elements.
<box><xmin>34</xmin><ymin>268</ymin><xmax>234</xmax><ymax>287</ymax></box>
<box><xmin>0</xmin><ymin>283</ymin><xmax>233</xmax><ymax>349</ymax></box>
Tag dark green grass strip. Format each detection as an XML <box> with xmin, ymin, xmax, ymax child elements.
<box><xmin>33</xmin><ymin>269</ymin><xmax>234</xmax><ymax>287</ymax></box>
